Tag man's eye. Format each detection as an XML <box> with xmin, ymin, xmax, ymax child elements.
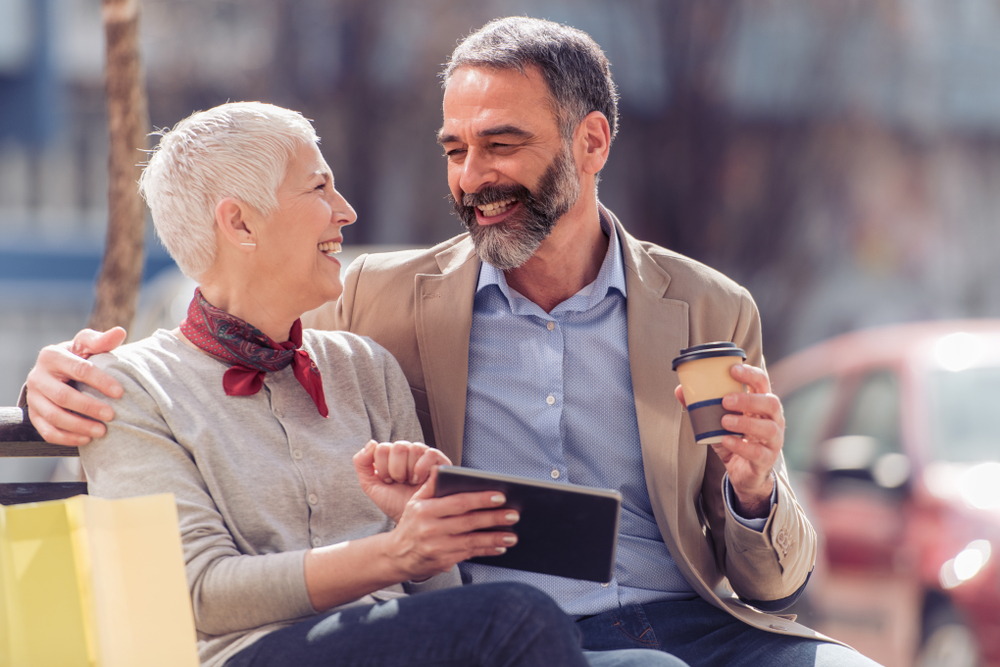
<box><xmin>444</xmin><ymin>149</ymin><xmax>466</xmax><ymax>159</ymax></box>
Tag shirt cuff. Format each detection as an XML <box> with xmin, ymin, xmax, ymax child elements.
<box><xmin>724</xmin><ymin>471</ymin><xmax>777</xmax><ymax>532</ymax></box>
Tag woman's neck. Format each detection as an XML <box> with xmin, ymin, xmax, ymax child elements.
<box><xmin>197</xmin><ymin>280</ymin><xmax>297</xmax><ymax>343</ymax></box>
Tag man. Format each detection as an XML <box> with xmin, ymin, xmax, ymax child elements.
<box><xmin>25</xmin><ymin>16</ymin><xmax>879</xmax><ymax>667</ymax></box>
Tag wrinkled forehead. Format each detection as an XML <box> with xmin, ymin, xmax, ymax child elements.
<box><xmin>439</xmin><ymin>66</ymin><xmax>560</xmax><ymax>139</ymax></box>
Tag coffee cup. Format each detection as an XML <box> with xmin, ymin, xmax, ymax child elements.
<box><xmin>672</xmin><ymin>342</ymin><xmax>747</xmax><ymax>444</ymax></box>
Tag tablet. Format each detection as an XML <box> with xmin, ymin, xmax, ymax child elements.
<box><xmin>433</xmin><ymin>466</ymin><xmax>621</xmax><ymax>583</ymax></box>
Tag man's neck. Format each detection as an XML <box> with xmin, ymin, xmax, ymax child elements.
<box><xmin>503</xmin><ymin>202</ymin><xmax>609</xmax><ymax>313</ymax></box>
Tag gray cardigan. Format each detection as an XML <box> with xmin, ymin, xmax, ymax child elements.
<box><xmin>79</xmin><ymin>329</ymin><xmax>458</xmax><ymax>667</ymax></box>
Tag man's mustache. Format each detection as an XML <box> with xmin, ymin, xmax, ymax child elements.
<box><xmin>460</xmin><ymin>184</ymin><xmax>532</xmax><ymax>208</ymax></box>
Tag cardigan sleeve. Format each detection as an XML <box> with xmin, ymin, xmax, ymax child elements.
<box><xmin>78</xmin><ymin>353</ymin><xmax>316</xmax><ymax>637</ymax></box>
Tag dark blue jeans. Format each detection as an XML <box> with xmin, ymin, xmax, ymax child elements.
<box><xmin>575</xmin><ymin>598</ymin><xmax>883</xmax><ymax>667</ymax></box>
<box><xmin>225</xmin><ymin>582</ymin><xmax>594</xmax><ymax>667</ymax></box>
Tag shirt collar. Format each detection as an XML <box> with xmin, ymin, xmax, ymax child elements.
<box><xmin>475</xmin><ymin>209</ymin><xmax>627</xmax><ymax>314</ymax></box>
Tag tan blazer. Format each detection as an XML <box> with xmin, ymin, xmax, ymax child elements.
<box><xmin>307</xmin><ymin>209</ymin><xmax>833</xmax><ymax>643</ymax></box>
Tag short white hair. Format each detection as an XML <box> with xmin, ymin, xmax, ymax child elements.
<box><xmin>139</xmin><ymin>102</ymin><xmax>319</xmax><ymax>279</ymax></box>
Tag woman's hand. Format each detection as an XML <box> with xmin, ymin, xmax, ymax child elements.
<box><xmin>385</xmin><ymin>469</ymin><xmax>520</xmax><ymax>581</ymax></box>
<box><xmin>304</xmin><ymin>468</ymin><xmax>518</xmax><ymax>610</ymax></box>
<box><xmin>353</xmin><ymin>440</ymin><xmax>450</xmax><ymax>523</ymax></box>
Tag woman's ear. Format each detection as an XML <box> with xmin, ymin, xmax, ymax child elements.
<box><xmin>215</xmin><ymin>198</ymin><xmax>256</xmax><ymax>250</ymax></box>
<box><xmin>576</xmin><ymin>111</ymin><xmax>611</xmax><ymax>176</ymax></box>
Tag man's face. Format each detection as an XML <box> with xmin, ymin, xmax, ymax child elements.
<box><xmin>439</xmin><ymin>67</ymin><xmax>581</xmax><ymax>270</ymax></box>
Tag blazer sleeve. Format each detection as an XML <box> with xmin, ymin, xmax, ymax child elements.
<box><xmin>701</xmin><ymin>289</ymin><xmax>817</xmax><ymax>602</ymax></box>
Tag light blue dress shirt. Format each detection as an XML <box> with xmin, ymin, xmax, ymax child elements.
<box><xmin>459</xmin><ymin>215</ymin><xmax>769</xmax><ymax>615</ymax></box>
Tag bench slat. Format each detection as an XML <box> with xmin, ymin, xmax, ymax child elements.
<box><xmin>0</xmin><ymin>406</ymin><xmax>45</xmax><ymax>443</ymax></box>
<box><xmin>0</xmin><ymin>482</ymin><xmax>88</xmax><ymax>505</ymax></box>
<box><xmin>0</xmin><ymin>406</ymin><xmax>78</xmax><ymax>457</ymax></box>
<box><xmin>0</xmin><ymin>440</ymin><xmax>81</xmax><ymax>457</ymax></box>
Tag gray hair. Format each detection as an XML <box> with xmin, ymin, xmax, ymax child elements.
<box><xmin>139</xmin><ymin>102</ymin><xmax>319</xmax><ymax>279</ymax></box>
<box><xmin>441</xmin><ymin>16</ymin><xmax>619</xmax><ymax>144</ymax></box>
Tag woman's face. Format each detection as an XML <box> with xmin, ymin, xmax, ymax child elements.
<box><xmin>255</xmin><ymin>141</ymin><xmax>357</xmax><ymax>313</ymax></box>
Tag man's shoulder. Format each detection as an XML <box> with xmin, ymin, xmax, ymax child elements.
<box><xmin>618</xmin><ymin>225</ymin><xmax>750</xmax><ymax>301</ymax></box>
<box><xmin>352</xmin><ymin>234</ymin><xmax>472</xmax><ymax>277</ymax></box>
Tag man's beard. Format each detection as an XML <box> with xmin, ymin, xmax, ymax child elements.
<box><xmin>451</xmin><ymin>145</ymin><xmax>580</xmax><ymax>271</ymax></box>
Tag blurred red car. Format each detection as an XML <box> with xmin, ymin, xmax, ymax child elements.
<box><xmin>771</xmin><ymin>320</ymin><xmax>1000</xmax><ymax>667</ymax></box>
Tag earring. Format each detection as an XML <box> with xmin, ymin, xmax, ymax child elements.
<box><xmin>240</xmin><ymin>242</ymin><xmax>256</xmax><ymax>247</ymax></box>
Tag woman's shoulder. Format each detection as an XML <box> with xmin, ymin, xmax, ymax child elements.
<box><xmin>89</xmin><ymin>329</ymin><xmax>215</xmax><ymax>381</ymax></box>
<box><xmin>302</xmin><ymin>328</ymin><xmax>393</xmax><ymax>363</ymax></box>
<box><xmin>90</xmin><ymin>329</ymin><xmax>181</xmax><ymax>369</ymax></box>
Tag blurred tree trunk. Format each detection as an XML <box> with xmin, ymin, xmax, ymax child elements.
<box><xmin>89</xmin><ymin>0</ymin><xmax>149</xmax><ymax>334</ymax></box>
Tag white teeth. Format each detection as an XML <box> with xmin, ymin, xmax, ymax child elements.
<box><xmin>318</xmin><ymin>241</ymin><xmax>341</xmax><ymax>255</ymax></box>
<box><xmin>477</xmin><ymin>198</ymin><xmax>516</xmax><ymax>216</ymax></box>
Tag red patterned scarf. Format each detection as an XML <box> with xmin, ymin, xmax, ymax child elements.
<box><xmin>180</xmin><ymin>288</ymin><xmax>328</xmax><ymax>417</ymax></box>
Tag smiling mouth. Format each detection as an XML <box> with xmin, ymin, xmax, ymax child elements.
<box><xmin>477</xmin><ymin>198</ymin><xmax>517</xmax><ymax>217</ymax></box>
<box><xmin>318</xmin><ymin>241</ymin><xmax>342</xmax><ymax>256</ymax></box>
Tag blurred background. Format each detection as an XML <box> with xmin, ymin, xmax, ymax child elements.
<box><xmin>5</xmin><ymin>0</ymin><xmax>1000</xmax><ymax>405</ymax></box>
<box><xmin>3</xmin><ymin>1</ymin><xmax>1000</xmax><ymax>663</ymax></box>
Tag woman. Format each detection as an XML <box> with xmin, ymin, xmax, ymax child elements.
<box><xmin>78</xmin><ymin>102</ymin><xmax>682</xmax><ymax>667</ymax></box>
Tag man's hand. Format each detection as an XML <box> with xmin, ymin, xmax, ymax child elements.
<box><xmin>353</xmin><ymin>439</ymin><xmax>452</xmax><ymax>523</ymax></box>
<box><xmin>675</xmin><ymin>363</ymin><xmax>783</xmax><ymax>518</ymax></box>
<box><xmin>25</xmin><ymin>327</ymin><xmax>127</xmax><ymax>446</ymax></box>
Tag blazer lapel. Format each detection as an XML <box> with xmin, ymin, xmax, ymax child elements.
<box><xmin>414</xmin><ymin>238</ymin><xmax>480</xmax><ymax>464</ymax></box>
<box><xmin>615</xmin><ymin>216</ymin><xmax>692</xmax><ymax>560</ymax></box>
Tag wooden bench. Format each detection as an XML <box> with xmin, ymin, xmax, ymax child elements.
<box><xmin>0</xmin><ymin>406</ymin><xmax>87</xmax><ymax>505</ymax></box>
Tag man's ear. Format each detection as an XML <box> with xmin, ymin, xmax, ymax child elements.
<box><xmin>576</xmin><ymin>111</ymin><xmax>611</xmax><ymax>176</ymax></box>
<box><xmin>215</xmin><ymin>198</ymin><xmax>256</xmax><ymax>250</ymax></box>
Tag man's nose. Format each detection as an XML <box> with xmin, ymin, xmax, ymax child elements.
<box><xmin>457</xmin><ymin>147</ymin><xmax>498</xmax><ymax>196</ymax></box>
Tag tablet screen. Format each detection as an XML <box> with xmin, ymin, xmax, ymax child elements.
<box><xmin>433</xmin><ymin>466</ymin><xmax>621</xmax><ymax>583</ymax></box>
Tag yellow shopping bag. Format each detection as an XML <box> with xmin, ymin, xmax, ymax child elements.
<box><xmin>0</xmin><ymin>493</ymin><xmax>198</xmax><ymax>667</ymax></box>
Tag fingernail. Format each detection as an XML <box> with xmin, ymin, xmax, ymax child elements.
<box><xmin>495</xmin><ymin>547</ymin><xmax>507</xmax><ymax>554</ymax></box>
<box><xmin>411</xmin><ymin>475</ymin><xmax>419</xmax><ymax>484</ymax></box>
<box><xmin>99</xmin><ymin>407</ymin><xmax>114</xmax><ymax>421</ymax></box>
<box><xmin>491</xmin><ymin>494</ymin><xmax>505</xmax><ymax>504</ymax></box>
<box><xmin>502</xmin><ymin>535</ymin><xmax>517</xmax><ymax>545</ymax></box>
<box><xmin>505</xmin><ymin>511</ymin><xmax>519</xmax><ymax>523</ymax></box>
<box><xmin>722</xmin><ymin>415</ymin><xmax>737</xmax><ymax>428</ymax></box>
<box><xmin>90</xmin><ymin>424</ymin><xmax>104</xmax><ymax>438</ymax></box>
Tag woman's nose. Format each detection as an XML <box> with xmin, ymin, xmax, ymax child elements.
<box><xmin>331</xmin><ymin>189</ymin><xmax>357</xmax><ymax>226</ymax></box>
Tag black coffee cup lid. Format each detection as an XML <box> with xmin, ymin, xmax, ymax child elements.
<box><xmin>672</xmin><ymin>341</ymin><xmax>746</xmax><ymax>370</ymax></box>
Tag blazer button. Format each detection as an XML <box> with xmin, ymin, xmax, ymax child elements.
<box><xmin>775</xmin><ymin>529</ymin><xmax>792</xmax><ymax>557</ymax></box>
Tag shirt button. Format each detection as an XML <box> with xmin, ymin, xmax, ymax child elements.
<box><xmin>546</xmin><ymin>395</ymin><xmax>556</xmax><ymax>405</ymax></box>
<box><xmin>601</xmin><ymin>582</ymin><xmax>609</xmax><ymax>588</ymax></box>
<box><xmin>546</xmin><ymin>321</ymin><xmax>555</xmax><ymax>331</ymax></box>
<box><xmin>308</xmin><ymin>493</ymin><xmax>319</xmax><ymax>505</ymax></box>
<box><xmin>551</xmin><ymin>469</ymin><xmax>560</xmax><ymax>479</ymax></box>
<box><xmin>312</xmin><ymin>536</ymin><xmax>322</xmax><ymax>547</ymax></box>
<box><xmin>292</xmin><ymin>449</ymin><xmax>303</xmax><ymax>460</ymax></box>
